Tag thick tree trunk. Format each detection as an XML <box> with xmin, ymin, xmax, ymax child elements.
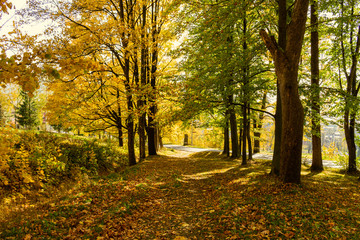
<box><xmin>310</xmin><ymin>0</ymin><xmax>323</xmax><ymax>172</ymax></box>
<box><xmin>261</xmin><ymin>0</ymin><xmax>309</xmax><ymax>183</ymax></box>
<box><xmin>148</xmin><ymin>114</ymin><xmax>157</xmax><ymax>155</ymax></box>
<box><xmin>279</xmin><ymin>68</ymin><xmax>304</xmax><ymax>183</ymax></box>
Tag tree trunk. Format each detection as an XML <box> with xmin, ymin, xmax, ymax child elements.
<box><xmin>345</xmin><ymin>112</ymin><xmax>357</xmax><ymax>173</ymax></box>
<box><xmin>155</xmin><ymin>126</ymin><xmax>160</xmax><ymax>152</ymax></box>
<box><xmin>261</xmin><ymin>0</ymin><xmax>309</xmax><ymax>183</ymax></box>
<box><xmin>148</xmin><ymin>0</ymin><xmax>160</xmax><ymax>156</ymax></box>
<box><xmin>270</xmin><ymin>0</ymin><xmax>287</xmax><ymax>176</ymax></box>
<box><xmin>229</xmin><ymin>105</ymin><xmax>239</xmax><ymax>158</ymax></box>
<box><xmin>158</xmin><ymin>128</ymin><xmax>163</xmax><ymax>149</ymax></box>
<box><xmin>222</xmin><ymin>112</ymin><xmax>230</xmax><ymax>156</ymax></box>
<box><xmin>279</xmin><ymin>66</ymin><xmax>305</xmax><ymax>183</ymax></box>
<box><xmin>247</xmin><ymin>107</ymin><xmax>253</xmax><ymax>161</ymax></box>
<box><xmin>117</xmin><ymin>124</ymin><xmax>123</xmax><ymax>147</ymax></box>
<box><xmin>239</xmin><ymin>128</ymin><xmax>243</xmax><ymax>156</ymax></box>
<box><xmin>125</xmin><ymin>70</ymin><xmax>136</xmax><ymax>166</ymax></box>
<box><xmin>253</xmin><ymin>120</ymin><xmax>260</xmax><ymax>154</ymax></box>
<box><xmin>127</xmin><ymin>116</ymin><xmax>136</xmax><ymax>166</ymax></box>
<box><xmin>139</xmin><ymin>115</ymin><xmax>146</xmax><ymax>159</ymax></box>
<box><xmin>125</xmin><ymin>72</ymin><xmax>136</xmax><ymax>166</ymax></box>
<box><xmin>115</xmin><ymin>89</ymin><xmax>124</xmax><ymax>147</ymax></box>
<box><xmin>148</xmin><ymin>114</ymin><xmax>157</xmax><ymax>155</ymax></box>
<box><xmin>310</xmin><ymin>0</ymin><xmax>323</xmax><ymax>172</ymax></box>
<box><xmin>242</xmin><ymin>104</ymin><xmax>247</xmax><ymax>165</ymax></box>
<box><xmin>139</xmin><ymin>3</ymin><xmax>147</xmax><ymax>160</ymax></box>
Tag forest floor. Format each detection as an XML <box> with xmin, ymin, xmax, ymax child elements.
<box><xmin>1</xmin><ymin>148</ymin><xmax>360</xmax><ymax>239</ymax></box>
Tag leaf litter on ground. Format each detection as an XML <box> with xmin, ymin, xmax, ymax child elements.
<box><xmin>1</xmin><ymin>148</ymin><xmax>360</xmax><ymax>239</ymax></box>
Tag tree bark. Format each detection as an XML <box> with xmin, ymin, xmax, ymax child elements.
<box><xmin>270</xmin><ymin>0</ymin><xmax>286</xmax><ymax>176</ymax></box>
<box><xmin>241</xmin><ymin>8</ymin><xmax>249</xmax><ymax>164</ymax></box>
<box><xmin>118</xmin><ymin>0</ymin><xmax>136</xmax><ymax>166</ymax></box>
<box><xmin>222</xmin><ymin>111</ymin><xmax>230</xmax><ymax>156</ymax></box>
<box><xmin>139</xmin><ymin>3</ymin><xmax>147</xmax><ymax>160</ymax></box>
<box><xmin>341</xmin><ymin>11</ymin><xmax>360</xmax><ymax>173</ymax></box>
<box><xmin>239</xmin><ymin>128</ymin><xmax>243</xmax><ymax>157</ymax></box>
<box><xmin>230</xmin><ymin>104</ymin><xmax>239</xmax><ymax>158</ymax></box>
<box><xmin>125</xmin><ymin>64</ymin><xmax>136</xmax><ymax>166</ymax></box>
<box><xmin>261</xmin><ymin>0</ymin><xmax>309</xmax><ymax>183</ymax></box>
<box><xmin>148</xmin><ymin>0</ymin><xmax>160</xmax><ymax>156</ymax></box>
<box><xmin>117</xmin><ymin>122</ymin><xmax>123</xmax><ymax>147</ymax></box>
<box><xmin>344</xmin><ymin>112</ymin><xmax>357</xmax><ymax>173</ymax></box>
<box><xmin>242</xmin><ymin>104</ymin><xmax>247</xmax><ymax>164</ymax></box>
<box><xmin>310</xmin><ymin>0</ymin><xmax>323</xmax><ymax>172</ymax></box>
<box><xmin>116</xmin><ymin>89</ymin><xmax>124</xmax><ymax>147</ymax></box>
<box><xmin>247</xmin><ymin>106</ymin><xmax>252</xmax><ymax>161</ymax></box>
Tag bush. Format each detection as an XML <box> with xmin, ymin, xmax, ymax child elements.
<box><xmin>0</xmin><ymin>128</ymin><xmax>128</xmax><ymax>193</ymax></box>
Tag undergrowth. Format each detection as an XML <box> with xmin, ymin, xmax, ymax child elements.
<box><xmin>0</xmin><ymin>127</ymin><xmax>128</xmax><ymax>202</ymax></box>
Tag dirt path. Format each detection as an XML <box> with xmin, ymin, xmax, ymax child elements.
<box><xmin>116</xmin><ymin>151</ymin><xmax>246</xmax><ymax>239</ymax></box>
<box><xmin>164</xmin><ymin>145</ymin><xmax>343</xmax><ymax>169</ymax></box>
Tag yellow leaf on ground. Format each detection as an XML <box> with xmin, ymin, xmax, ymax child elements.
<box><xmin>174</xmin><ymin>236</ymin><xmax>189</xmax><ymax>240</ymax></box>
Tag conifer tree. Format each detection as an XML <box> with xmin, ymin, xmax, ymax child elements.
<box><xmin>15</xmin><ymin>90</ymin><xmax>39</xmax><ymax>130</ymax></box>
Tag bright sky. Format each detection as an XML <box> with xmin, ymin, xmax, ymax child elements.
<box><xmin>0</xmin><ymin>0</ymin><xmax>44</xmax><ymax>36</ymax></box>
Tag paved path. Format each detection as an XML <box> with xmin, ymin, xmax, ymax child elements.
<box><xmin>164</xmin><ymin>145</ymin><xmax>343</xmax><ymax>169</ymax></box>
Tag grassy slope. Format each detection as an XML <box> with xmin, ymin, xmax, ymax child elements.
<box><xmin>1</xmin><ymin>149</ymin><xmax>359</xmax><ymax>239</ymax></box>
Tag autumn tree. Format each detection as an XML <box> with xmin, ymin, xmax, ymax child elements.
<box><xmin>261</xmin><ymin>0</ymin><xmax>309</xmax><ymax>183</ymax></box>
<box><xmin>0</xmin><ymin>32</ymin><xmax>43</xmax><ymax>94</ymax></box>
<box><xmin>19</xmin><ymin>0</ymin><xmax>175</xmax><ymax>165</ymax></box>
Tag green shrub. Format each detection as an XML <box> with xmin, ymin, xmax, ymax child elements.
<box><xmin>0</xmin><ymin>128</ymin><xmax>128</xmax><ymax>194</ymax></box>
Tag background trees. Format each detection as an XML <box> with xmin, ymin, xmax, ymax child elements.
<box><xmin>175</xmin><ymin>0</ymin><xmax>272</xmax><ymax>163</ymax></box>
